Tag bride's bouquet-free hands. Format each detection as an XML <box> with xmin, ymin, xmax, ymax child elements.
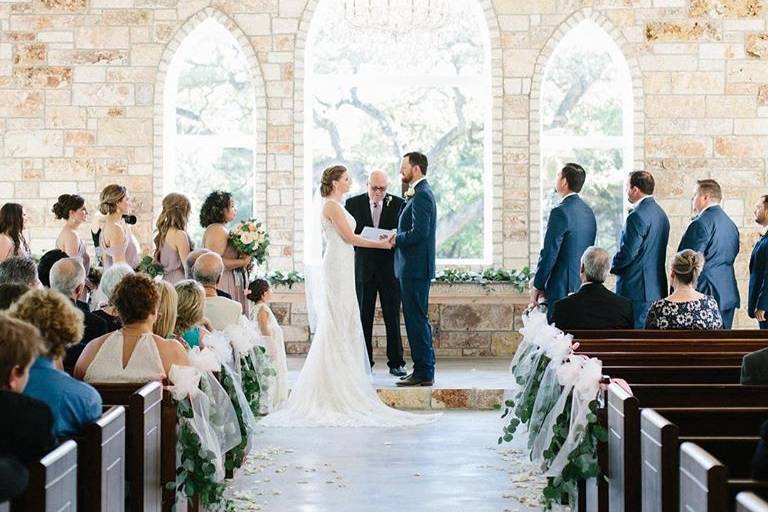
<box><xmin>230</xmin><ymin>219</ymin><xmax>270</xmax><ymax>266</ymax></box>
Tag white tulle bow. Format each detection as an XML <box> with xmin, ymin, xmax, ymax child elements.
<box><xmin>204</xmin><ymin>331</ymin><xmax>234</xmax><ymax>366</ymax></box>
<box><xmin>575</xmin><ymin>357</ymin><xmax>603</xmax><ymax>401</ymax></box>
<box><xmin>546</xmin><ymin>332</ymin><xmax>573</xmax><ymax>362</ymax></box>
<box><xmin>168</xmin><ymin>365</ymin><xmax>202</xmax><ymax>401</ymax></box>
<box><xmin>188</xmin><ymin>347</ymin><xmax>221</xmax><ymax>373</ymax></box>
<box><xmin>556</xmin><ymin>355</ymin><xmax>586</xmax><ymax>387</ymax></box>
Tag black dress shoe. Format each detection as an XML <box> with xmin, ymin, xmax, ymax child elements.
<box><xmin>400</xmin><ymin>372</ymin><xmax>413</xmax><ymax>381</ymax></box>
<box><xmin>389</xmin><ymin>366</ymin><xmax>407</xmax><ymax>377</ymax></box>
<box><xmin>396</xmin><ymin>375</ymin><xmax>434</xmax><ymax>387</ymax></box>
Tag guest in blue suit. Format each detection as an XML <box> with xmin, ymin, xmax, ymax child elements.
<box><xmin>394</xmin><ymin>152</ymin><xmax>437</xmax><ymax>387</ymax></box>
<box><xmin>748</xmin><ymin>195</ymin><xmax>768</xmax><ymax>329</ymax></box>
<box><xmin>610</xmin><ymin>171</ymin><xmax>670</xmax><ymax>328</ymax></box>
<box><xmin>531</xmin><ymin>163</ymin><xmax>597</xmax><ymax>322</ymax></box>
<box><xmin>678</xmin><ymin>179</ymin><xmax>740</xmax><ymax>329</ymax></box>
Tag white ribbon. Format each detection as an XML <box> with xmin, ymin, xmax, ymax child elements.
<box><xmin>188</xmin><ymin>347</ymin><xmax>221</xmax><ymax>373</ymax></box>
<box><xmin>575</xmin><ymin>357</ymin><xmax>603</xmax><ymax>401</ymax></box>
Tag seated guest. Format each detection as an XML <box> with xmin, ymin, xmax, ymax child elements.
<box><xmin>75</xmin><ymin>273</ymin><xmax>190</xmax><ymax>383</ymax></box>
<box><xmin>741</xmin><ymin>346</ymin><xmax>768</xmax><ymax>384</ymax></box>
<box><xmin>152</xmin><ymin>280</ymin><xmax>178</xmax><ymax>339</ymax></box>
<box><xmin>193</xmin><ymin>252</ymin><xmax>241</xmax><ymax>330</ymax></box>
<box><xmin>754</xmin><ymin>419</ymin><xmax>768</xmax><ymax>479</ymax></box>
<box><xmin>49</xmin><ymin>258</ymin><xmax>108</xmax><ymax>370</ymax></box>
<box><xmin>187</xmin><ymin>248</ymin><xmax>232</xmax><ymax>299</ymax></box>
<box><xmin>0</xmin><ymin>313</ymin><xmax>55</xmax><ymax>462</ymax></box>
<box><xmin>0</xmin><ymin>283</ymin><xmax>29</xmax><ymax>310</ymax></box>
<box><xmin>552</xmin><ymin>246</ymin><xmax>633</xmax><ymax>331</ymax></box>
<box><xmin>0</xmin><ymin>256</ymin><xmax>40</xmax><ymax>288</ymax></box>
<box><xmin>645</xmin><ymin>249</ymin><xmax>723</xmax><ymax>330</ymax></box>
<box><xmin>11</xmin><ymin>290</ymin><xmax>101</xmax><ymax>439</ymax></box>
<box><xmin>91</xmin><ymin>263</ymin><xmax>133</xmax><ymax>333</ymax></box>
<box><xmin>0</xmin><ymin>457</ymin><xmax>28</xmax><ymax>503</ymax></box>
<box><xmin>174</xmin><ymin>280</ymin><xmax>209</xmax><ymax>349</ymax></box>
<box><xmin>36</xmin><ymin>249</ymin><xmax>67</xmax><ymax>288</ymax></box>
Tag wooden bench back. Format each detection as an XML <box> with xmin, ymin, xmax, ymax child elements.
<box><xmin>629</xmin><ymin>384</ymin><xmax>768</xmax><ymax>407</ymax></box>
<box><xmin>581</xmin><ymin>352</ymin><xmax>748</xmax><ymax>366</ymax></box>
<box><xmin>579</xmin><ymin>340</ymin><xmax>767</xmax><ymax>352</ymax></box>
<box><xmin>11</xmin><ymin>440</ymin><xmax>78</xmax><ymax>512</ymax></box>
<box><xmin>604</xmin><ymin>365</ymin><xmax>741</xmax><ymax>384</ymax></box>
<box><xmin>92</xmin><ymin>382</ymin><xmax>162</xmax><ymax>512</ymax></box>
<box><xmin>571</xmin><ymin>330</ymin><xmax>768</xmax><ymax>339</ymax></box>
<box><xmin>78</xmin><ymin>405</ymin><xmax>126</xmax><ymax>512</ymax></box>
<box><xmin>679</xmin><ymin>442</ymin><xmax>729</xmax><ymax>512</ymax></box>
<box><xmin>607</xmin><ymin>383</ymin><xmax>640</xmax><ymax>512</ymax></box>
<box><xmin>654</xmin><ymin>408</ymin><xmax>768</xmax><ymax>436</ymax></box>
<box><xmin>640</xmin><ymin>409</ymin><xmax>679</xmax><ymax>512</ymax></box>
<box><xmin>737</xmin><ymin>492</ymin><xmax>768</xmax><ymax>512</ymax></box>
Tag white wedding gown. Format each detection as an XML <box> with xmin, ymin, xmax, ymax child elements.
<box><xmin>259</xmin><ymin>200</ymin><xmax>438</xmax><ymax>427</ymax></box>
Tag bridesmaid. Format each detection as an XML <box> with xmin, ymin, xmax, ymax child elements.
<box><xmin>53</xmin><ymin>194</ymin><xmax>91</xmax><ymax>300</ymax></box>
<box><xmin>154</xmin><ymin>193</ymin><xmax>193</xmax><ymax>284</ymax></box>
<box><xmin>0</xmin><ymin>203</ymin><xmax>30</xmax><ymax>263</ymax></box>
<box><xmin>99</xmin><ymin>185</ymin><xmax>140</xmax><ymax>270</ymax></box>
<box><xmin>200</xmin><ymin>191</ymin><xmax>251</xmax><ymax>314</ymax></box>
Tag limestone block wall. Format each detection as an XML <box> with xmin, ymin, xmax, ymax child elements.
<box><xmin>0</xmin><ymin>0</ymin><xmax>768</xmax><ymax>325</ymax></box>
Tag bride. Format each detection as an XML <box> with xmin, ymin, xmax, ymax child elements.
<box><xmin>259</xmin><ymin>165</ymin><xmax>438</xmax><ymax>427</ymax></box>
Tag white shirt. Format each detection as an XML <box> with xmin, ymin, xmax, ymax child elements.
<box><xmin>697</xmin><ymin>202</ymin><xmax>720</xmax><ymax>215</ymax></box>
<box><xmin>204</xmin><ymin>296</ymin><xmax>242</xmax><ymax>331</ymax></box>
<box><xmin>633</xmin><ymin>195</ymin><xmax>654</xmax><ymax>208</ymax></box>
<box><xmin>561</xmin><ymin>192</ymin><xmax>578</xmax><ymax>201</ymax></box>
<box><xmin>410</xmin><ymin>177</ymin><xmax>427</xmax><ymax>190</ymax></box>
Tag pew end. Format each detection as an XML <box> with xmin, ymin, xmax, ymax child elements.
<box><xmin>11</xmin><ymin>440</ymin><xmax>78</xmax><ymax>512</ymax></box>
<box><xmin>737</xmin><ymin>492</ymin><xmax>768</xmax><ymax>512</ymax></box>
<box><xmin>640</xmin><ymin>409</ymin><xmax>679</xmax><ymax>512</ymax></box>
<box><xmin>680</xmin><ymin>442</ymin><xmax>729</xmax><ymax>512</ymax></box>
<box><xmin>607</xmin><ymin>382</ymin><xmax>640</xmax><ymax>512</ymax></box>
<box><xmin>78</xmin><ymin>405</ymin><xmax>127</xmax><ymax>512</ymax></box>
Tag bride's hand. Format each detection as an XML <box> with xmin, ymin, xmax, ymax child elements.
<box><xmin>376</xmin><ymin>237</ymin><xmax>394</xmax><ymax>250</ymax></box>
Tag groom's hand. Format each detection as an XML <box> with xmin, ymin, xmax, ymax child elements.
<box><xmin>387</xmin><ymin>233</ymin><xmax>396</xmax><ymax>247</ymax></box>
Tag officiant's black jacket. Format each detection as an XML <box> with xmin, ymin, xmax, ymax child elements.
<box><xmin>552</xmin><ymin>282</ymin><xmax>633</xmax><ymax>331</ymax></box>
<box><xmin>345</xmin><ymin>192</ymin><xmax>404</xmax><ymax>282</ymax></box>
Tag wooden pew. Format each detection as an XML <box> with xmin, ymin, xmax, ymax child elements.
<box><xmin>579</xmin><ymin>339</ymin><xmax>768</xmax><ymax>352</ymax></box>
<box><xmin>640</xmin><ymin>409</ymin><xmax>678</xmax><ymax>512</ymax></box>
<box><xmin>92</xmin><ymin>382</ymin><xmax>162</xmax><ymax>512</ymax></box>
<box><xmin>582</xmin><ymin>351</ymin><xmax>749</xmax><ymax>366</ymax></box>
<box><xmin>604</xmin><ymin>365</ymin><xmax>741</xmax><ymax>384</ymax></box>
<box><xmin>11</xmin><ymin>440</ymin><xmax>78</xmax><ymax>511</ymax></box>
<box><xmin>77</xmin><ymin>405</ymin><xmax>126</xmax><ymax>512</ymax></box>
<box><xmin>679</xmin><ymin>442</ymin><xmax>768</xmax><ymax>512</ymax></box>
<box><xmin>629</xmin><ymin>384</ymin><xmax>768</xmax><ymax>407</ymax></box>
<box><xmin>737</xmin><ymin>492</ymin><xmax>768</xmax><ymax>512</ymax></box>
<box><xmin>653</xmin><ymin>407</ymin><xmax>768</xmax><ymax>436</ymax></box>
<box><xmin>571</xmin><ymin>330</ymin><xmax>768</xmax><ymax>340</ymax></box>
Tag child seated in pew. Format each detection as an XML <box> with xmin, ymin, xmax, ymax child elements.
<box><xmin>247</xmin><ymin>279</ymin><xmax>288</xmax><ymax>409</ymax></box>
<box><xmin>754</xmin><ymin>419</ymin><xmax>768</xmax><ymax>479</ymax></box>
<box><xmin>74</xmin><ymin>273</ymin><xmax>190</xmax><ymax>383</ymax></box>
<box><xmin>0</xmin><ymin>313</ymin><xmax>56</xmax><ymax>476</ymax></box>
<box><xmin>173</xmin><ymin>280</ymin><xmax>209</xmax><ymax>349</ymax></box>
<box><xmin>11</xmin><ymin>290</ymin><xmax>102</xmax><ymax>439</ymax></box>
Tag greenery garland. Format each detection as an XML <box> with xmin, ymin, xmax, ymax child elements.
<box><xmin>541</xmin><ymin>397</ymin><xmax>608</xmax><ymax>509</ymax></box>
<box><xmin>219</xmin><ymin>367</ymin><xmax>251</xmax><ymax>472</ymax></box>
<box><xmin>434</xmin><ymin>267</ymin><xmax>532</xmax><ymax>293</ymax></box>
<box><xmin>238</xmin><ymin>346</ymin><xmax>276</xmax><ymax>416</ymax></box>
<box><xmin>267</xmin><ymin>270</ymin><xmax>305</xmax><ymax>289</ymax></box>
<box><xmin>498</xmin><ymin>354</ymin><xmax>550</xmax><ymax>441</ymax></box>
<box><xmin>169</xmin><ymin>397</ymin><xmax>235</xmax><ymax>511</ymax></box>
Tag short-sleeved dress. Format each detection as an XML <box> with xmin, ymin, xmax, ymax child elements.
<box><xmin>645</xmin><ymin>296</ymin><xmax>723</xmax><ymax>330</ymax></box>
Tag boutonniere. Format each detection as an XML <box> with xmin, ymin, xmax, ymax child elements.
<box><xmin>385</xmin><ymin>194</ymin><xmax>393</xmax><ymax>207</ymax></box>
<box><xmin>404</xmin><ymin>188</ymin><xmax>415</xmax><ymax>200</ymax></box>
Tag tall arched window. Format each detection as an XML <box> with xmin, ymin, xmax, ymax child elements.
<box><xmin>540</xmin><ymin>20</ymin><xmax>633</xmax><ymax>254</ymax></box>
<box><xmin>164</xmin><ymin>18</ymin><xmax>257</xmax><ymax>243</ymax></box>
<box><xmin>305</xmin><ymin>0</ymin><xmax>492</xmax><ymax>264</ymax></box>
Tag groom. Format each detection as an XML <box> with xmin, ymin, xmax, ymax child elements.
<box><xmin>392</xmin><ymin>151</ymin><xmax>437</xmax><ymax>387</ymax></box>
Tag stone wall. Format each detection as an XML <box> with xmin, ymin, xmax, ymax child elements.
<box><xmin>271</xmin><ymin>283</ymin><xmax>527</xmax><ymax>357</ymax></box>
<box><xmin>1</xmin><ymin>0</ymin><xmax>768</xmax><ymax>325</ymax></box>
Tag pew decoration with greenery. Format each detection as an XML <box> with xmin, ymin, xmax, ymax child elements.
<box><xmin>224</xmin><ymin>317</ymin><xmax>278</xmax><ymax>417</ymax></box>
<box><xmin>434</xmin><ymin>267</ymin><xmax>532</xmax><ymax>292</ymax></box>
<box><xmin>499</xmin><ymin>309</ymin><xmax>608</xmax><ymax>510</ymax></box>
<box><xmin>136</xmin><ymin>255</ymin><xmax>165</xmax><ymax>278</ymax></box>
<box><xmin>267</xmin><ymin>270</ymin><xmax>305</xmax><ymax>288</ymax></box>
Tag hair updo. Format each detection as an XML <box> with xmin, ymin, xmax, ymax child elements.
<box><xmin>52</xmin><ymin>194</ymin><xmax>85</xmax><ymax>220</ymax></box>
<box><xmin>671</xmin><ymin>249</ymin><xmax>705</xmax><ymax>286</ymax></box>
<box><xmin>320</xmin><ymin>165</ymin><xmax>347</xmax><ymax>198</ymax></box>
<box><xmin>247</xmin><ymin>278</ymin><xmax>270</xmax><ymax>303</ymax></box>
<box><xmin>99</xmin><ymin>184</ymin><xmax>127</xmax><ymax>215</ymax></box>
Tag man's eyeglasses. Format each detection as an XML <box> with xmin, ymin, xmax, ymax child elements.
<box><xmin>369</xmin><ymin>186</ymin><xmax>387</xmax><ymax>193</ymax></box>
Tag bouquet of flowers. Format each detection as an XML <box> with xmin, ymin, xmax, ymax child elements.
<box><xmin>137</xmin><ymin>255</ymin><xmax>165</xmax><ymax>278</ymax></box>
<box><xmin>229</xmin><ymin>219</ymin><xmax>269</xmax><ymax>266</ymax></box>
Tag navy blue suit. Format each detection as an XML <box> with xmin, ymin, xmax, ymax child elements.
<box><xmin>533</xmin><ymin>194</ymin><xmax>597</xmax><ymax>321</ymax></box>
<box><xmin>610</xmin><ymin>197</ymin><xmax>670</xmax><ymax>328</ymax></box>
<box><xmin>395</xmin><ymin>179</ymin><xmax>436</xmax><ymax>381</ymax></box>
<box><xmin>678</xmin><ymin>205</ymin><xmax>740</xmax><ymax>328</ymax></box>
<box><xmin>748</xmin><ymin>233</ymin><xmax>768</xmax><ymax>329</ymax></box>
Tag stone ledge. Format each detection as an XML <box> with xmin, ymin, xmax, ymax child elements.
<box><xmin>374</xmin><ymin>387</ymin><xmax>505</xmax><ymax>410</ymax></box>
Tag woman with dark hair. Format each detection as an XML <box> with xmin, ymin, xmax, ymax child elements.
<box><xmin>75</xmin><ymin>273</ymin><xmax>189</xmax><ymax>383</ymax></box>
<box><xmin>98</xmin><ymin>184</ymin><xmax>140</xmax><ymax>270</ymax></box>
<box><xmin>0</xmin><ymin>203</ymin><xmax>29</xmax><ymax>264</ymax></box>
<box><xmin>154</xmin><ymin>193</ymin><xmax>193</xmax><ymax>284</ymax></box>
<box><xmin>200</xmin><ymin>191</ymin><xmax>251</xmax><ymax>314</ymax></box>
<box><xmin>53</xmin><ymin>194</ymin><xmax>91</xmax><ymax>300</ymax></box>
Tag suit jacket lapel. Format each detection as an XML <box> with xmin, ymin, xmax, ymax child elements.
<box><xmin>360</xmin><ymin>194</ymin><xmax>374</xmax><ymax>227</ymax></box>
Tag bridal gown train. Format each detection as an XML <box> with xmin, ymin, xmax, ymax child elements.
<box><xmin>259</xmin><ymin>200</ymin><xmax>438</xmax><ymax>427</ymax></box>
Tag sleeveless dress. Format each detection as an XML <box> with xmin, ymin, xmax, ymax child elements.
<box><xmin>250</xmin><ymin>302</ymin><xmax>289</xmax><ymax>409</ymax></box>
<box><xmin>259</xmin><ymin>200</ymin><xmax>438</xmax><ymax>427</ymax></box>
<box><xmin>204</xmin><ymin>225</ymin><xmax>249</xmax><ymax>315</ymax></box>
<box><xmin>158</xmin><ymin>234</ymin><xmax>194</xmax><ymax>284</ymax></box>
<box><xmin>83</xmin><ymin>330</ymin><xmax>166</xmax><ymax>384</ymax></box>
<box><xmin>58</xmin><ymin>235</ymin><xmax>91</xmax><ymax>301</ymax></box>
<box><xmin>0</xmin><ymin>233</ymin><xmax>29</xmax><ymax>263</ymax></box>
<box><xmin>100</xmin><ymin>228</ymin><xmax>141</xmax><ymax>270</ymax></box>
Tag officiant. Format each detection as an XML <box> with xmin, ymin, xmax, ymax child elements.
<box><xmin>345</xmin><ymin>170</ymin><xmax>407</xmax><ymax>377</ymax></box>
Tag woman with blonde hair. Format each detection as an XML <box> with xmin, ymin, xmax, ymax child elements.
<box><xmin>174</xmin><ymin>280</ymin><xmax>209</xmax><ymax>349</ymax></box>
<box><xmin>99</xmin><ymin>184</ymin><xmax>140</xmax><ymax>270</ymax></box>
<box><xmin>0</xmin><ymin>203</ymin><xmax>30</xmax><ymax>264</ymax></box>
<box><xmin>645</xmin><ymin>249</ymin><xmax>723</xmax><ymax>330</ymax></box>
<box><xmin>154</xmin><ymin>193</ymin><xmax>193</xmax><ymax>284</ymax></box>
<box><xmin>152</xmin><ymin>280</ymin><xmax>178</xmax><ymax>339</ymax></box>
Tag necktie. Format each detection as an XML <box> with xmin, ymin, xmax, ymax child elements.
<box><xmin>372</xmin><ymin>202</ymin><xmax>381</xmax><ymax>228</ymax></box>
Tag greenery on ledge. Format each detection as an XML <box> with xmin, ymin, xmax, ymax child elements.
<box><xmin>434</xmin><ymin>267</ymin><xmax>532</xmax><ymax>293</ymax></box>
<box><xmin>266</xmin><ymin>270</ymin><xmax>305</xmax><ymax>289</ymax></box>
